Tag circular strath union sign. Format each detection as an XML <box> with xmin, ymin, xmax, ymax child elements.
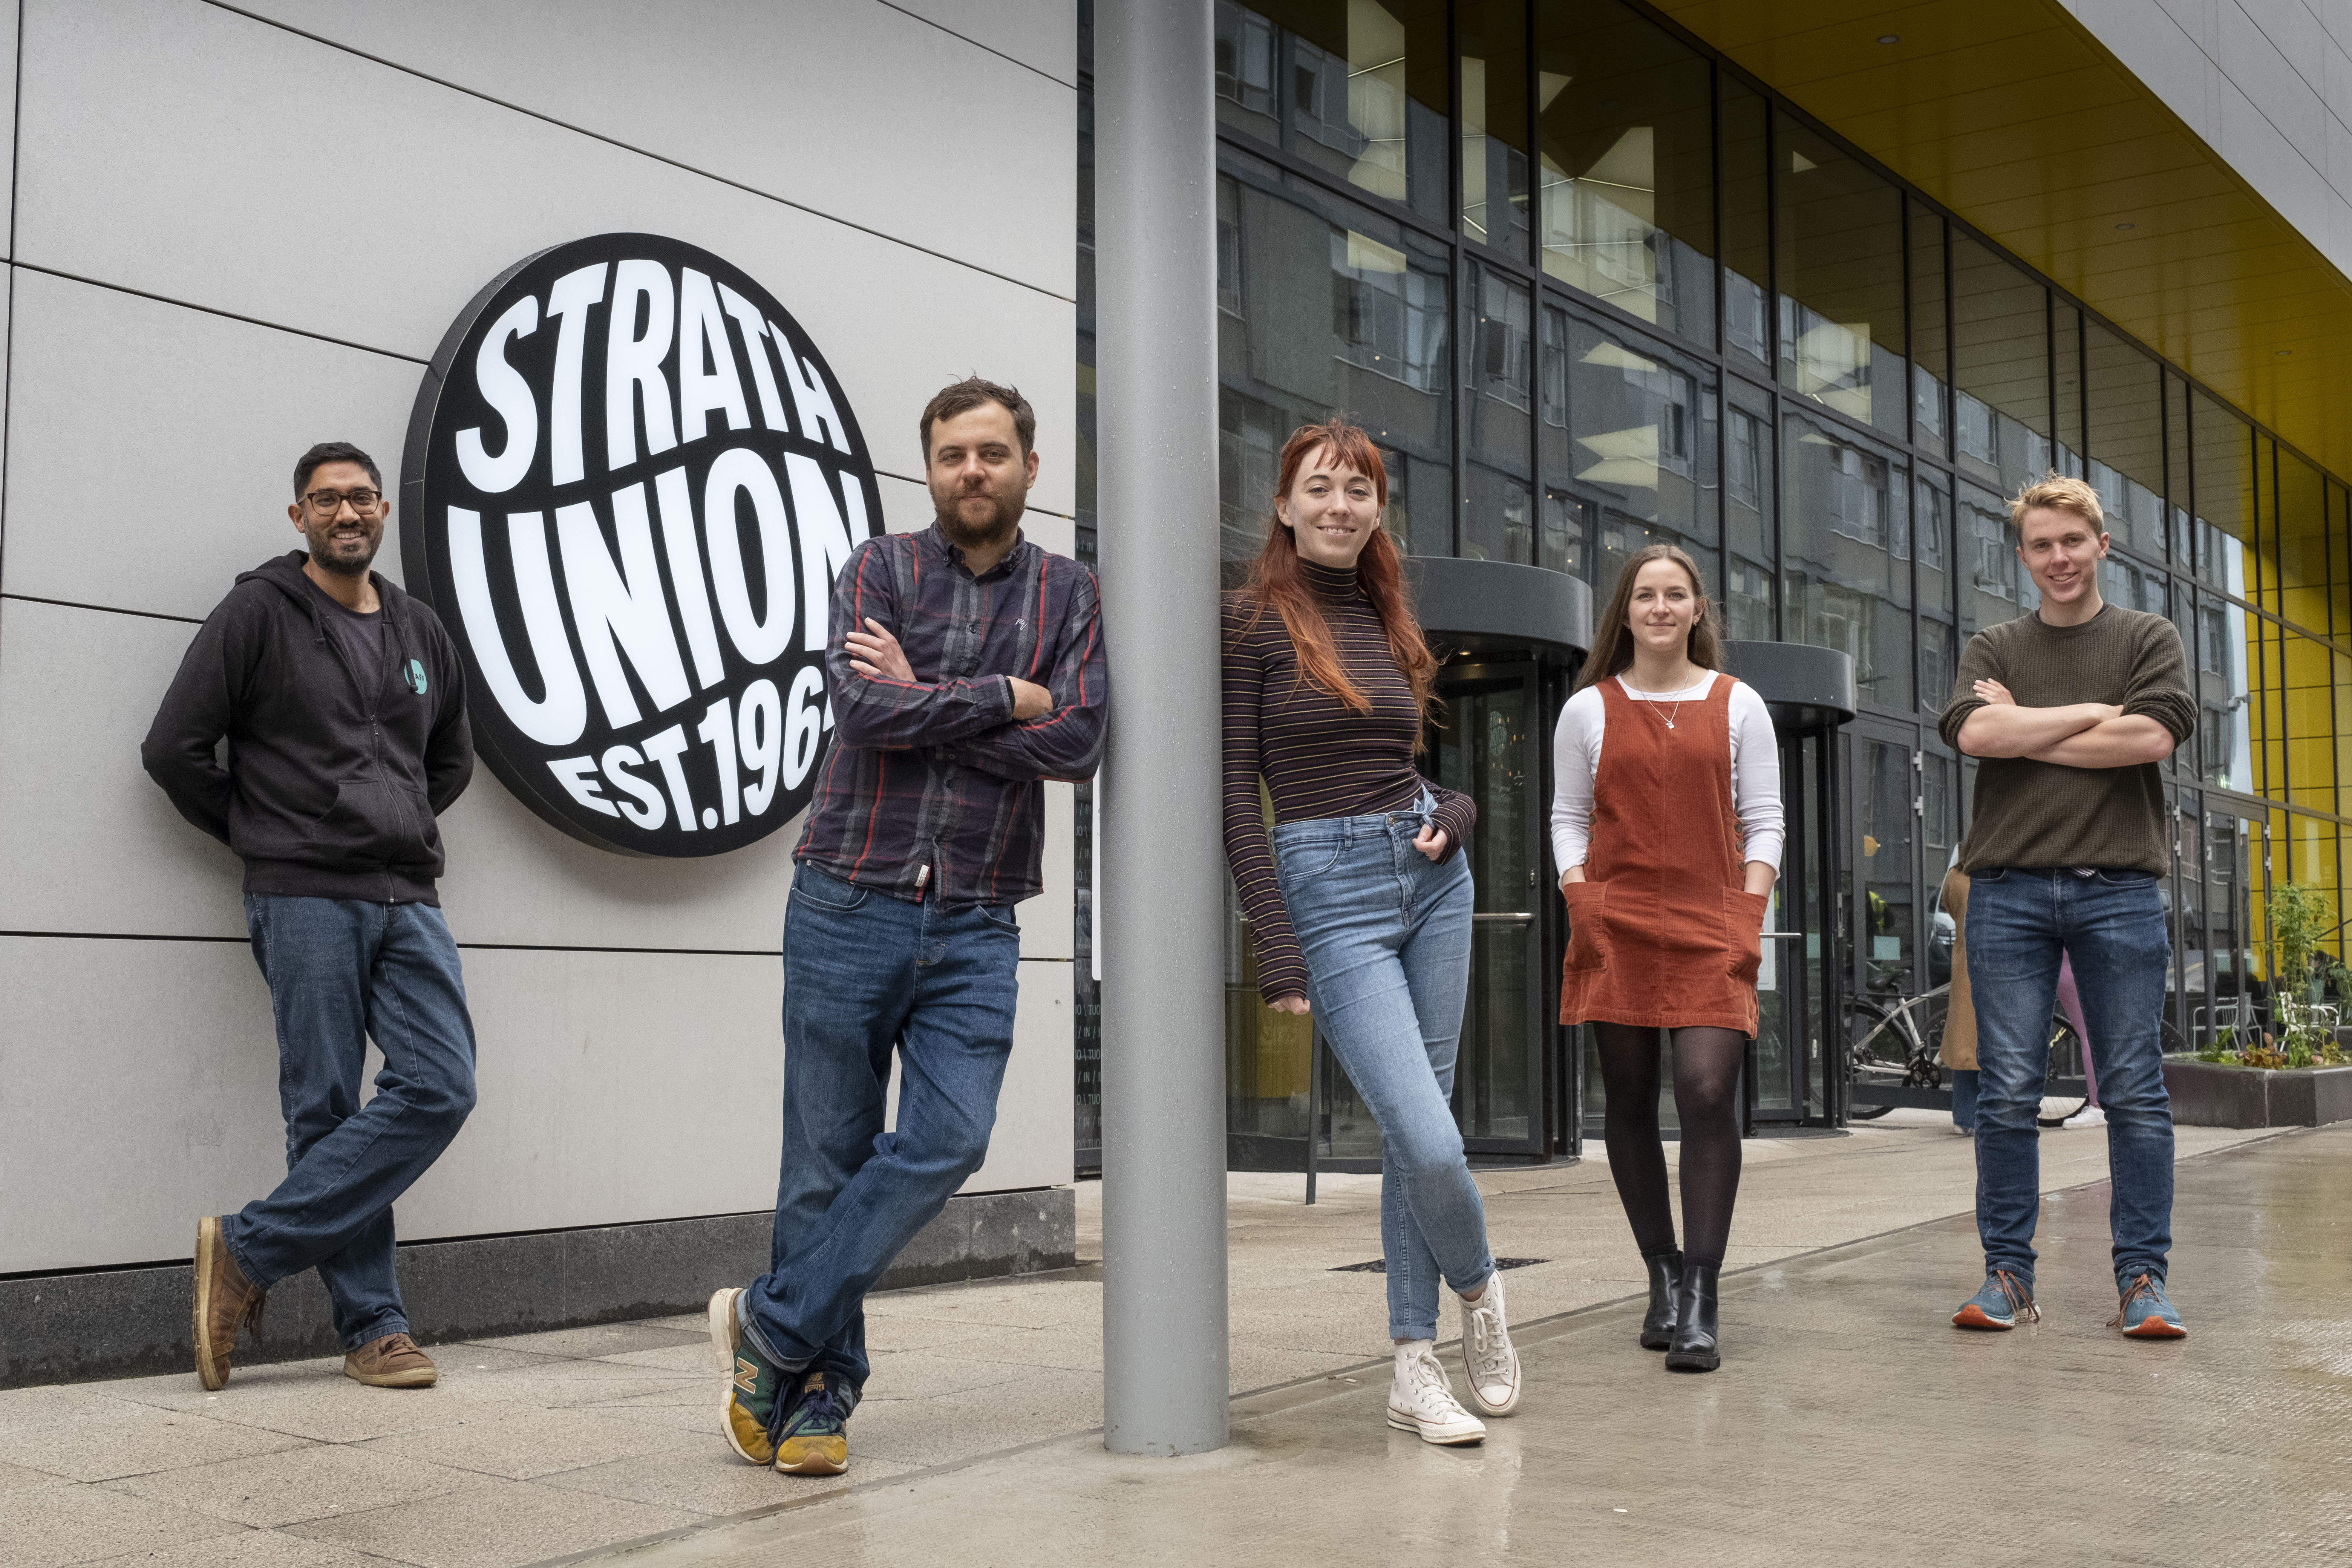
<box><xmin>401</xmin><ymin>233</ymin><xmax>882</xmax><ymax>856</ymax></box>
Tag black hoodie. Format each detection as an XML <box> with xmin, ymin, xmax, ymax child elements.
<box><xmin>142</xmin><ymin>551</ymin><xmax>473</xmax><ymax>904</ymax></box>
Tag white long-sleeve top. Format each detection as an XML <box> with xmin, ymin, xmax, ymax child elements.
<box><xmin>1549</xmin><ymin>673</ymin><xmax>1785</xmax><ymax>876</ymax></box>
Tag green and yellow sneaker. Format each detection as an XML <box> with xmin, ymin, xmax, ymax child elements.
<box><xmin>773</xmin><ymin>1369</ymin><xmax>854</xmax><ymax>1476</ymax></box>
<box><xmin>709</xmin><ymin>1288</ymin><xmax>781</xmax><ymax>1465</ymax></box>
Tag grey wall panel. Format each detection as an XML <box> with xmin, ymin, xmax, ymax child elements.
<box><xmin>234</xmin><ymin>0</ymin><xmax>1074</xmax><ymax>294</ymax></box>
<box><xmin>0</xmin><ymin>936</ymin><xmax>1071</xmax><ymax>1272</ymax></box>
<box><xmin>13</xmin><ymin>0</ymin><xmax>1075</xmax><ymax>517</ymax></box>
<box><xmin>0</xmin><ymin>270</ymin><xmax>416</xmax><ymax>619</ymax></box>
<box><xmin>885</xmin><ymin>0</ymin><xmax>1077</xmax><ymax>85</ymax></box>
<box><xmin>0</xmin><ymin>599</ymin><xmax>245</xmax><ymax>939</ymax></box>
<box><xmin>0</xmin><ymin>5</ymin><xmax>16</xmax><ymax>260</ymax></box>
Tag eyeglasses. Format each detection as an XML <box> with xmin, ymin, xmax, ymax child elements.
<box><xmin>304</xmin><ymin>488</ymin><xmax>381</xmax><ymax>514</ymax></box>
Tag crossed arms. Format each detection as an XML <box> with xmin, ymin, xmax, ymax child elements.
<box><xmin>1955</xmin><ymin>680</ymin><xmax>2177</xmax><ymax>768</ymax></box>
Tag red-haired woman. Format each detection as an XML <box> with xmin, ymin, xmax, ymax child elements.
<box><xmin>1223</xmin><ymin>420</ymin><xmax>1520</xmax><ymax>1446</ymax></box>
<box><xmin>1551</xmin><ymin>544</ymin><xmax>1782</xmax><ymax>1374</ymax></box>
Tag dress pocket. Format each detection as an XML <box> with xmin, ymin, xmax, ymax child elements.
<box><xmin>1562</xmin><ymin>880</ymin><xmax>1611</xmax><ymax>974</ymax></box>
<box><xmin>1722</xmin><ymin>888</ymin><xmax>1771</xmax><ymax>986</ymax></box>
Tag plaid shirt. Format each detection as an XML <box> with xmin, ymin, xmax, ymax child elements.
<box><xmin>796</xmin><ymin>524</ymin><xmax>1108</xmax><ymax>907</ymax></box>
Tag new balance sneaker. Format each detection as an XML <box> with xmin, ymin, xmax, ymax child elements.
<box><xmin>1458</xmin><ymin>1270</ymin><xmax>1521</xmax><ymax>1416</ymax></box>
<box><xmin>2062</xmin><ymin>1104</ymin><xmax>2109</xmax><ymax>1130</ymax></box>
<box><xmin>2111</xmin><ymin>1272</ymin><xmax>2188</xmax><ymax>1339</ymax></box>
<box><xmin>1951</xmin><ymin>1268</ymin><xmax>2039</xmax><ymax>1330</ymax></box>
<box><xmin>709</xmin><ymin>1288</ymin><xmax>781</xmax><ymax>1465</ymax></box>
<box><xmin>1387</xmin><ymin>1341</ymin><xmax>1485</xmax><ymax>1446</ymax></box>
<box><xmin>772</xmin><ymin>1369</ymin><xmax>854</xmax><ymax>1475</ymax></box>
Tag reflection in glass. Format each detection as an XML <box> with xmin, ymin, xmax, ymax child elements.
<box><xmin>1917</xmin><ymin>475</ymin><xmax>1955</xmax><ymax>713</ymax></box>
<box><xmin>2084</xmin><ymin>321</ymin><xmax>2165</xmax><ymax>559</ymax></box>
<box><xmin>1726</xmin><ymin>378</ymin><xmax>1774</xmax><ymax>640</ymax></box>
<box><xmin>1459</xmin><ymin>0</ymin><xmax>1530</xmax><ymax>259</ymax></box>
<box><xmin>1776</xmin><ymin>115</ymin><xmax>1906</xmax><ymax>437</ymax></box>
<box><xmin>2281</xmin><ymin>631</ymin><xmax>2335</xmax><ymax>814</ymax></box>
<box><xmin>1536</xmin><ymin>0</ymin><xmax>1713</xmax><ymax>340</ymax></box>
<box><xmin>1537</xmin><ymin>304</ymin><xmax>1587</xmax><ymax>580</ymax></box>
<box><xmin>1214</xmin><ymin>160</ymin><xmax>1450</xmax><ymax>562</ymax></box>
<box><xmin>2054</xmin><ymin>301</ymin><xmax>2082</xmax><ymax>476</ymax></box>
<box><xmin>1952</xmin><ymin>237</ymin><xmax>2050</xmax><ymax>496</ymax></box>
<box><xmin>1911</xmin><ymin>201</ymin><xmax>1948</xmax><ymax>455</ymax></box>
<box><xmin>1214</xmin><ymin>0</ymin><xmax>1450</xmax><ymax>223</ymax></box>
<box><xmin>1560</xmin><ymin>318</ymin><xmax>1720</xmax><ymax>599</ymax></box>
<box><xmin>1719</xmin><ymin>79</ymin><xmax>1771</xmax><ymax>378</ymax></box>
<box><xmin>1783</xmin><ymin>412</ymin><xmax>1913</xmax><ymax>710</ymax></box>
<box><xmin>1436</xmin><ymin>677</ymin><xmax>1534</xmax><ymax>1141</ymax></box>
<box><xmin>2275</xmin><ymin>451</ymin><xmax>2329</xmax><ymax>634</ymax></box>
<box><xmin>2192</xmin><ymin>390</ymin><xmax>2251</xmax><ymax>592</ymax></box>
<box><xmin>2100</xmin><ymin>554</ymin><xmax>2167</xmax><ymax>617</ymax></box>
<box><xmin>1960</xmin><ymin>484</ymin><xmax>2037</xmax><ymax>634</ymax></box>
<box><xmin>2195</xmin><ymin>586</ymin><xmax>2252</xmax><ymax>792</ymax></box>
<box><xmin>1860</xmin><ymin>738</ymin><xmax>1915</xmax><ymax>998</ymax></box>
<box><xmin>1463</xmin><ymin>260</ymin><xmax>1533</xmax><ymax>563</ymax></box>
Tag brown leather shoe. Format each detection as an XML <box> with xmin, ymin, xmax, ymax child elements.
<box><xmin>193</xmin><ymin>1216</ymin><xmax>265</xmax><ymax>1391</ymax></box>
<box><xmin>345</xmin><ymin>1332</ymin><xmax>438</xmax><ymax>1388</ymax></box>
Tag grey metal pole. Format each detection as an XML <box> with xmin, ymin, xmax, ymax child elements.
<box><xmin>1095</xmin><ymin>0</ymin><xmax>1228</xmax><ymax>1458</ymax></box>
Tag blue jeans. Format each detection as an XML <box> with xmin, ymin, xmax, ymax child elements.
<box><xmin>1966</xmin><ymin>867</ymin><xmax>2174</xmax><ymax>1286</ymax></box>
<box><xmin>741</xmin><ymin>863</ymin><xmax>1020</xmax><ymax>1390</ymax></box>
<box><xmin>226</xmin><ymin>896</ymin><xmax>477</xmax><ymax>1350</ymax></box>
<box><xmin>1274</xmin><ymin>792</ymin><xmax>1493</xmax><ymax>1340</ymax></box>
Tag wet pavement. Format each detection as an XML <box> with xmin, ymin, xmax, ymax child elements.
<box><xmin>1</xmin><ymin>1119</ymin><xmax>2340</xmax><ymax>1567</ymax></box>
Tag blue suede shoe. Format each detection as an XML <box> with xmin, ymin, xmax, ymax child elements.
<box><xmin>2110</xmin><ymin>1272</ymin><xmax>2188</xmax><ymax>1339</ymax></box>
<box><xmin>1952</xmin><ymin>1268</ymin><xmax>2038</xmax><ymax>1330</ymax></box>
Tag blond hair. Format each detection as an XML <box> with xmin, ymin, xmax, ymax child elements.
<box><xmin>2009</xmin><ymin>472</ymin><xmax>2105</xmax><ymax>531</ymax></box>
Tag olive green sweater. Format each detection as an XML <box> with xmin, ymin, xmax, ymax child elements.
<box><xmin>1939</xmin><ymin>605</ymin><xmax>2195</xmax><ymax>874</ymax></box>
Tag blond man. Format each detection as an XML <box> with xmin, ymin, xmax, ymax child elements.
<box><xmin>1939</xmin><ymin>475</ymin><xmax>2194</xmax><ymax>1338</ymax></box>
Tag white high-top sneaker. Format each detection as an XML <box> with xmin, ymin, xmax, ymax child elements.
<box><xmin>1387</xmin><ymin>1340</ymin><xmax>1486</xmax><ymax>1446</ymax></box>
<box><xmin>1458</xmin><ymin>1268</ymin><xmax>1521</xmax><ymax>1416</ymax></box>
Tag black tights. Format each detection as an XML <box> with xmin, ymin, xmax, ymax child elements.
<box><xmin>1593</xmin><ymin>1024</ymin><xmax>1746</xmax><ymax>1269</ymax></box>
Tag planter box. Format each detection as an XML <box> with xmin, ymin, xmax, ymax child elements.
<box><xmin>2162</xmin><ymin>1057</ymin><xmax>2352</xmax><ymax>1129</ymax></box>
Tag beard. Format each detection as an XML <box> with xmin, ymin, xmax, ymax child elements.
<box><xmin>933</xmin><ymin>485</ymin><xmax>1024</xmax><ymax>552</ymax></box>
<box><xmin>305</xmin><ymin>520</ymin><xmax>382</xmax><ymax>577</ymax></box>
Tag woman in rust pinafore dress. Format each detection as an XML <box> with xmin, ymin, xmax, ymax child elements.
<box><xmin>1551</xmin><ymin>545</ymin><xmax>1783</xmax><ymax>1373</ymax></box>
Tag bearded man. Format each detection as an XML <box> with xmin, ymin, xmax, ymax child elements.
<box><xmin>709</xmin><ymin>378</ymin><xmax>1109</xmax><ymax>1478</ymax></box>
<box><xmin>142</xmin><ymin>441</ymin><xmax>476</xmax><ymax>1393</ymax></box>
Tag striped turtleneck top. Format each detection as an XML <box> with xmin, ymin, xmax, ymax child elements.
<box><xmin>1220</xmin><ymin>559</ymin><xmax>1476</xmax><ymax>1004</ymax></box>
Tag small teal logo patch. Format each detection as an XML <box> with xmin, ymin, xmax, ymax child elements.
<box><xmin>404</xmin><ymin>658</ymin><xmax>428</xmax><ymax>695</ymax></box>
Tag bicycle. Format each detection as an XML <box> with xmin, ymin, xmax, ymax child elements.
<box><xmin>1844</xmin><ymin>984</ymin><xmax>2099</xmax><ymax>1125</ymax></box>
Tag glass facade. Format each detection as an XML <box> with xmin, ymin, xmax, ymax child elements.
<box><xmin>1080</xmin><ymin>2</ymin><xmax>2352</xmax><ymax>1166</ymax></box>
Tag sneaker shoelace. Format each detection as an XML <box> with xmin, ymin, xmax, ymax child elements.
<box><xmin>2107</xmin><ymin>1272</ymin><xmax>2165</xmax><ymax>1328</ymax></box>
<box><xmin>1403</xmin><ymin>1351</ymin><xmax>1457</xmax><ymax>1412</ymax></box>
<box><xmin>1465</xmin><ymin>1293</ymin><xmax>1509</xmax><ymax>1378</ymax></box>
<box><xmin>1989</xmin><ymin>1268</ymin><xmax>2040</xmax><ymax>1324</ymax></box>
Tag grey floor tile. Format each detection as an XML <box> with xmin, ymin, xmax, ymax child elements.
<box><xmin>0</xmin><ymin>1405</ymin><xmax>312</xmax><ymax>1484</ymax></box>
<box><xmin>71</xmin><ymin>1525</ymin><xmax>391</xmax><ymax>1567</ymax></box>
<box><xmin>535</xmin><ymin>1443</ymin><xmax>914</xmax><ymax>1516</ymax></box>
<box><xmin>462</xmin><ymin>1323</ymin><xmax>706</xmax><ymax>1362</ymax></box>
<box><xmin>284</xmin><ymin>1478</ymin><xmax>699</xmax><ymax>1568</ymax></box>
<box><xmin>357</xmin><ymin>1407</ymin><xmax>702</xmax><ymax>1481</ymax></box>
<box><xmin>103</xmin><ymin>1443</ymin><xmax>481</xmax><ymax>1528</ymax></box>
<box><xmin>0</xmin><ymin>1482</ymin><xmax>243</xmax><ymax>1568</ymax></box>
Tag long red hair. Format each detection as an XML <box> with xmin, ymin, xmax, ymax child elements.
<box><xmin>1230</xmin><ymin>420</ymin><xmax>1439</xmax><ymax>739</ymax></box>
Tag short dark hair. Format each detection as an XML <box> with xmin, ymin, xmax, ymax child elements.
<box><xmin>920</xmin><ymin>377</ymin><xmax>1034</xmax><ymax>460</ymax></box>
<box><xmin>294</xmin><ymin>441</ymin><xmax>382</xmax><ymax>498</ymax></box>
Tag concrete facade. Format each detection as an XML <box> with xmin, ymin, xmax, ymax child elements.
<box><xmin>0</xmin><ymin>0</ymin><xmax>1078</xmax><ymax>1280</ymax></box>
<box><xmin>2064</xmin><ymin>0</ymin><xmax>2352</xmax><ymax>278</ymax></box>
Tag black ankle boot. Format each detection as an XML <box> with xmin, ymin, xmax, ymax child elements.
<box><xmin>1664</xmin><ymin>1260</ymin><xmax>1720</xmax><ymax>1372</ymax></box>
<box><xmin>1638</xmin><ymin>1250</ymin><xmax>1683</xmax><ymax>1350</ymax></box>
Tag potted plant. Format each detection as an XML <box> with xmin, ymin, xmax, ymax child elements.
<box><xmin>2164</xmin><ymin>883</ymin><xmax>2352</xmax><ymax>1126</ymax></box>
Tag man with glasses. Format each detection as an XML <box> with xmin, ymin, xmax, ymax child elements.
<box><xmin>143</xmin><ymin>442</ymin><xmax>477</xmax><ymax>1391</ymax></box>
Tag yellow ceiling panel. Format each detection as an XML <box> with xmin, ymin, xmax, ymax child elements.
<box><xmin>1657</xmin><ymin>0</ymin><xmax>2352</xmax><ymax>478</ymax></box>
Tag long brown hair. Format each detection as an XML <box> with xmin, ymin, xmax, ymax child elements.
<box><xmin>1230</xmin><ymin>420</ymin><xmax>1439</xmax><ymax>732</ymax></box>
<box><xmin>1576</xmin><ymin>543</ymin><xmax>1725</xmax><ymax>692</ymax></box>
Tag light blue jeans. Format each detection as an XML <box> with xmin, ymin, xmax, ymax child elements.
<box><xmin>1273</xmin><ymin>791</ymin><xmax>1494</xmax><ymax>1340</ymax></box>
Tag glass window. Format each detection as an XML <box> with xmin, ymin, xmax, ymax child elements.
<box><xmin>2192</xmin><ymin>391</ymin><xmax>2252</xmax><ymax>597</ymax></box>
<box><xmin>1535</xmin><ymin>0</ymin><xmax>1713</xmax><ymax>342</ymax></box>
<box><xmin>1959</xmin><ymin>482</ymin><xmax>2035</xmax><ymax>634</ymax></box>
<box><xmin>1952</xmin><ymin>236</ymin><xmax>2050</xmax><ymax>496</ymax></box>
<box><xmin>1463</xmin><ymin>259</ymin><xmax>1534</xmax><ymax>564</ymax></box>
<box><xmin>1774</xmin><ymin>115</ymin><xmax>1905</xmax><ymax>438</ymax></box>
<box><xmin>1459</xmin><ymin>0</ymin><xmax>1530</xmax><ymax>260</ymax></box>
<box><xmin>2054</xmin><ymin>301</ymin><xmax>2082</xmax><ymax>476</ymax></box>
<box><xmin>2282</xmin><ymin>629</ymin><xmax>2335</xmax><ymax>814</ymax></box>
<box><xmin>1560</xmin><ymin>316</ymin><xmax>1719</xmax><ymax>599</ymax></box>
<box><xmin>1910</xmin><ymin>200</ymin><xmax>1948</xmax><ymax>456</ymax></box>
<box><xmin>1214</xmin><ymin>0</ymin><xmax>1450</xmax><ymax>224</ymax></box>
<box><xmin>1214</xmin><ymin>158</ymin><xmax>1451</xmax><ymax>561</ymax></box>
<box><xmin>1782</xmin><ymin>411</ymin><xmax>1911</xmax><ymax>709</ymax></box>
<box><xmin>1917</xmin><ymin>471</ymin><xmax>1956</xmax><ymax>715</ymax></box>
<box><xmin>2100</xmin><ymin>554</ymin><xmax>2167</xmax><ymax>617</ymax></box>
<box><xmin>2275</xmin><ymin>450</ymin><xmax>2329</xmax><ymax>635</ymax></box>
<box><xmin>2084</xmin><ymin>320</ymin><xmax>2166</xmax><ymax>560</ymax></box>
<box><xmin>2166</xmin><ymin>371</ymin><xmax>2192</xmax><ymax>567</ymax></box>
<box><xmin>1725</xmin><ymin>377</ymin><xmax>1775</xmax><ymax>640</ymax></box>
<box><xmin>2193</xmin><ymin>585</ymin><xmax>2254</xmax><ymax>792</ymax></box>
<box><xmin>1719</xmin><ymin>77</ymin><xmax>1771</xmax><ymax>381</ymax></box>
<box><xmin>1537</xmin><ymin>302</ymin><xmax>1589</xmax><ymax>580</ymax></box>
